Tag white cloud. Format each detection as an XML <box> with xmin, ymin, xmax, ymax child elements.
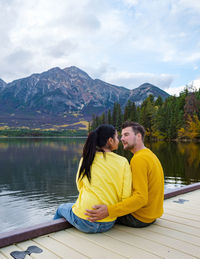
<box><xmin>178</xmin><ymin>0</ymin><xmax>200</xmax><ymax>12</ymax></box>
<box><xmin>191</xmin><ymin>79</ymin><xmax>200</xmax><ymax>90</ymax></box>
<box><xmin>123</xmin><ymin>0</ymin><xmax>138</xmax><ymax>7</ymax></box>
<box><xmin>99</xmin><ymin>70</ymin><xmax>174</xmax><ymax>90</ymax></box>
<box><xmin>165</xmin><ymin>85</ymin><xmax>186</xmax><ymax>96</ymax></box>
<box><xmin>0</xmin><ymin>0</ymin><xmax>200</xmax><ymax>96</ymax></box>
<box><xmin>166</xmin><ymin>79</ymin><xmax>200</xmax><ymax>96</ymax></box>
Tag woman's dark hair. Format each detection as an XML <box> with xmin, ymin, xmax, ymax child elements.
<box><xmin>78</xmin><ymin>124</ymin><xmax>116</xmax><ymax>182</ymax></box>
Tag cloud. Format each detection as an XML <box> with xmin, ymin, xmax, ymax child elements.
<box><xmin>99</xmin><ymin>69</ymin><xmax>174</xmax><ymax>90</ymax></box>
<box><xmin>166</xmin><ymin>78</ymin><xmax>200</xmax><ymax>96</ymax></box>
<box><xmin>0</xmin><ymin>0</ymin><xmax>200</xmax><ymax>96</ymax></box>
<box><xmin>123</xmin><ymin>0</ymin><xmax>138</xmax><ymax>7</ymax></box>
<box><xmin>0</xmin><ymin>0</ymin><xmax>103</xmax><ymax>81</ymax></box>
<box><xmin>45</xmin><ymin>40</ymin><xmax>78</xmax><ymax>59</ymax></box>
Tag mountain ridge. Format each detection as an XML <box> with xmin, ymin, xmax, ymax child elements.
<box><xmin>0</xmin><ymin>66</ymin><xmax>170</xmax><ymax>129</ymax></box>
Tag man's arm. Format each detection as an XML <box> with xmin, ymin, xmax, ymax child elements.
<box><xmin>85</xmin><ymin>187</ymin><xmax>147</xmax><ymax>221</ymax></box>
<box><xmin>85</xmin><ymin>205</ymin><xmax>108</xmax><ymax>221</ymax></box>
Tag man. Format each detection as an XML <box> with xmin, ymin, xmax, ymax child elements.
<box><xmin>85</xmin><ymin>121</ymin><xmax>164</xmax><ymax>227</ymax></box>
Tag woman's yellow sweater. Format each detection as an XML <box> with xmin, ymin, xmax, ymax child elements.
<box><xmin>72</xmin><ymin>152</ymin><xmax>132</xmax><ymax>222</ymax></box>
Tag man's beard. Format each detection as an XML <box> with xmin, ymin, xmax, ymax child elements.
<box><xmin>123</xmin><ymin>143</ymin><xmax>134</xmax><ymax>151</ymax></box>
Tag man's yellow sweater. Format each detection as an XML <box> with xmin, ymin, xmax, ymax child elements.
<box><xmin>108</xmin><ymin>148</ymin><xmax>164</xmax><ymax>223</ymax></box>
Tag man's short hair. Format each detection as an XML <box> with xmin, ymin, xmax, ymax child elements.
<box><xmin>122</xmin><ymin>121</ymin><xmax>145</xmax><ymax>141</ymax></box>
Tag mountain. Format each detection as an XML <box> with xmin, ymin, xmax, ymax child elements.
<box><xmin>0</xmin><ymin>79</ymin><xmax>7</xmax><ymax>91</ymax></box>
<box><xmin>130</xmin><ymin>83</ymin><xmax>169</xmax><ymax>106</ymax></box>
<box><xmin>0</xmin><ymin>66</ymin><xmax>170</xmax><ymax>129</ymax></box>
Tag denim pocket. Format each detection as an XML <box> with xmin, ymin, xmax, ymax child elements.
<box><xmin>76</xmin><ymin>218</ymin><xmax>99</xmax><ymax>233</ymax></box>
<box><xmin>97</xmin><ymin>221</ymin><xmax>115</xmax><ymax>233</ymax></box>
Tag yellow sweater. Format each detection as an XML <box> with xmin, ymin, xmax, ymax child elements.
<box><xmin>72</xmin><ymin>152</ymin><xmax>132</xmax><ymax>222</ymax></box>
<box><xmin>108</xmin><ymin>148</ymin><xmax>164</xmax><ymax>223</ymax></box>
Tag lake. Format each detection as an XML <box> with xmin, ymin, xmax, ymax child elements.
<box><xmin>0</xmin><ymin>137</ymin><xmax>200</xmax><ymax>233</ymax></box>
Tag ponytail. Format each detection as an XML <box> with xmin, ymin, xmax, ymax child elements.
<box><xmin>78</xmin><ymin>130</ymin><xmax>97</xmax><ymax>182</ymax></box>
<box><xmin>78</xmin><ymin>124</ymin><xmax>116</xmax><ymax>182</ymax></box>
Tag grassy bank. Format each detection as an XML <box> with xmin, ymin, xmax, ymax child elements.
<box><xmin>0</xmin><ymin>128</ymin><xmax>88</xmax><ymax>137</ymax></box>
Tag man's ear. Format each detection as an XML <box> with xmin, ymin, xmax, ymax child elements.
<box><xmin>137</xmin><ymin>133</ymin><xmax>144</xmax><ymax>143</ymax></box>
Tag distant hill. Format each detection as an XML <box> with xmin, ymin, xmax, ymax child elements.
<box><xmin>0</xmin><ymin>79</ymin><xmax>7</xmax><ymax>91</ymax></box>
<box><xmin>0</xmin><ymin>66</ymin><xmax>169</xmax><ymax>129</ymax></box>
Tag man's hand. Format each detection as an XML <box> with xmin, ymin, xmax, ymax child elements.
<box><xmin>85</xmin><ymin>205</ymin><xmax>109</xmax><ymax>222</ymax></box>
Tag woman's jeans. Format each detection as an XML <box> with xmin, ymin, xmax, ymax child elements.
<box><xmin>54</xmin><ymin>203</ymin><xmax>115</xmax><ymax>233</ymax></box>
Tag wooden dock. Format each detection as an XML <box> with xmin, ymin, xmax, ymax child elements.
<box><xmin>0</xmin><ymin>184</ymin><xmax>200</xmax><ymax>258</ymax></box>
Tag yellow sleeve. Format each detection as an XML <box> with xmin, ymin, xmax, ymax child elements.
<box><xmin>108</xmin><ymin>155</ymin><xmax>148</xmax><ymax>218</ymax></box>
<box><xmin>121</xmin><ymin>160</ymin><xmax>132</xmax><ymax>200</ymax></box>
<box><xmin>76</xmin><ymin>158</ymin><xmax>83</xmax><ymax>192</ymax></box>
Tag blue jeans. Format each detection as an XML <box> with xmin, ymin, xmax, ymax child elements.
<box><xmin>54</xmin><ymin>203</ymin><xmax>115</xmax><ymax>233</ymax></box>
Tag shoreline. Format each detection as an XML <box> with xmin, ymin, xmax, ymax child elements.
<box><xmin>0</xmin><ymin>136</ymin><xmax>200</xmax><ymax>142</ymax></box>
<box><xmin>0</xmin><ymin>136</ymin><xmax>87</xmax><ymax>138</ymax></box>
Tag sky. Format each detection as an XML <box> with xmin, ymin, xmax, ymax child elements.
<box><xmin>1</xmin><ymin>0</ymin><xmax>200</xmax><ymax>95</ymax></box>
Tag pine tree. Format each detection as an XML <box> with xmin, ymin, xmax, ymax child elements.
<box><xmin>184</xmin><ymin>93</ymin><xmax>199</xmax><ymax>122</ymax></box>
<box><xmin>154</xmin><ymin>96</ymin><xmax>163</xmax><ymax>107</ymax></box>
<box><xmin>124</xmin><ymin>100</ymin><xmax>132</xmax><ymax>121</ymax></box>
<box><xmin>139</xmin><ymin>96</ymin><xmax>156</xmax><ymax>138</ymax></box>
<box><xmin>108</xmin><ymin>109</ymin><xmax>112</xmax><ymax>124</ymax></box>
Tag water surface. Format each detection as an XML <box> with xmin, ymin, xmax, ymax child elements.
<box><xmin>0</xmin><ymin>138</ymin><xmax>199</xmax><ymax>232</ymax></box>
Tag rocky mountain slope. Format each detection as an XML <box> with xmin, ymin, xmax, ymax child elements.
<box><xmin>0</xmin><ymin>66</ymin><xmax>169</xmax><ymax>129</ymax></box>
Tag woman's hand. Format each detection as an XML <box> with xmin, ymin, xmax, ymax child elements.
<box><xmin>85</xmin><ymin>205</ymin><xmax>109</xmax><ymax>222</ymax></box>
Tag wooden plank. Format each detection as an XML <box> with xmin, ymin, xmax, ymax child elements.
<box><xmin>0</xmin><ymin>218</ymin><xmax>71</xmax><ymax>248</ymax></box>
<box><xmin>50</xmin><ymin>230</ymin><xmax>124</xmax><ymax>259</ymax></box>
<box><xmin>164</xmin><ymin>190</ymin><xmax>200</xmax><ymax>206</ymax></box>
<box><xmin>0</xmin><ymin>252</ymin><xmax>7</xmax><ymax>259</ymax></box>
<box><xmin>163</xmin><ymin>206</ymin><xmax>200</xmax><ymax>216</ymax></box>
<box><xmin>156</xmin><ymin>218</ymin><xmax>200</xmax><ymax>237</ymax></box>
<box><xmin>105</xmin><ymin>227</ymin><xmax>194</xmax><ymax>259</ymax></box>
<box><xmin>164</xmin><ymin>198</ymin><xmax>200</xmax><ymax>207</ymax></box>
<box><xmin>164</xmin><ymin>183</ymin><xmax>200</xmax><ymax>199</ymax></box>
<box><xmin>165</xmin><ymin>201</ymin><xmax>200</xmax><ymax>210</ymax></box>
<box><xmin>0</xmin><ymin>251</ymin><xmax>11</xmax><ymax>259</ymax></box>
<box><xmin>140</xmin><ymin>223</ymin><xmax>200</xmax><ymax>247</ymax></box>
<box><xmin>174</xmin><ymin>189</ymin><xmax>200</xmax><ymax>198</ymax></box>
<box><xmin>165</xmin><ymin>189</ymin><xmax>200</xmax><ymax>198</ymax></box>
<box><xmin>114</xmin><ymin>225</ymin><xmax>200</xmax><ymax>258</ymax></box>
<box><xmin>0</xmin><ymin>244</ymin><xmax>31</xmax><ymax>259</ymax></box>
<box><xmin>67</xmin><ymin>228</ymin><xmax>160</xmax><ymax>259</ymax></box>
<box><xmin>161</xmin><ymin>214</ymin><xmax>200</xmax><ymax>228</ymax></box>
<box><xmin>164</xmin><ymin>202</ymin><xmax>200</xmax><ymax>212</ymax></box>
<box><xmin>164</xmin><ymin>211</ymin><xmax>200</xmax><ymax>222</ymax></box>
<box><xmin>33</xmin><ymin>235</ymin><xmax>89</xmax><ymax>259</ymax></box>
<box><xmin>16</xmin><ymin>239</ymin><xmax>62</xmax><ymax>259</ymax></box>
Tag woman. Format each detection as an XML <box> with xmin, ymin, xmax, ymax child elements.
<box><xmin>54</xmin><ymin>124</ymin><xmax>132</xmax><ymax>233</ymax></box>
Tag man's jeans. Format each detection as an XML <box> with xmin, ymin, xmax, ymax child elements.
<box><xmin>116</xmin><ymin>214</ymin><xmax>156</xmax><ymax>228</ymax></box>
<box><xmin>54</xmin><ymin>203</ymin><xmax>115</xmax><ymax>233</ymax></box>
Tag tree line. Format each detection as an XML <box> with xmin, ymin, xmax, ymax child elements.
<box><xmin>0</xmin><ymin>128</ymin><xmax>87</xmax><ymax>137</ymax></box>
<box><xmin>89</xmin><ymin>87</ymin><xmax>200</xmax><ymax>141</ymax></box>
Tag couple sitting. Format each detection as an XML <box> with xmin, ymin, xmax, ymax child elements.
<box><xmin>54</xmin><ymin>121</ymin><xmax>164</xmax><ymax>233</ymax></box>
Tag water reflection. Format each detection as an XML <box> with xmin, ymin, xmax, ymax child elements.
<box><xmin>0</xmin><ymin>138</ymin><xmax>84</xmax><ymax>232</ymax></box>
<box><xmin>0</xmin><ymin>138</ymin><xmax>200</xmax><ymax>232</ymax></box>
<box><xmin>146</xmin><ymin>141</ymin><xmax>200</xmax><ymax>188</ymax></box>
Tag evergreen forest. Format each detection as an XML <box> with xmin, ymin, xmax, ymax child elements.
<box><xmin>89</xmin><ymin>88</ymin><xmax>200</xmax><ymax>141</ymax></box>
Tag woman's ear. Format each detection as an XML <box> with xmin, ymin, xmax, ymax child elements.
<box><xmin>108</xmin><ymin>137</ymin><xmax>114</xmax><ymax>145</ymax></box>
<box><xmin>105</xmin><ymin>137</ymin><xmax>113</xmax><ymax>150</ymax></box>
